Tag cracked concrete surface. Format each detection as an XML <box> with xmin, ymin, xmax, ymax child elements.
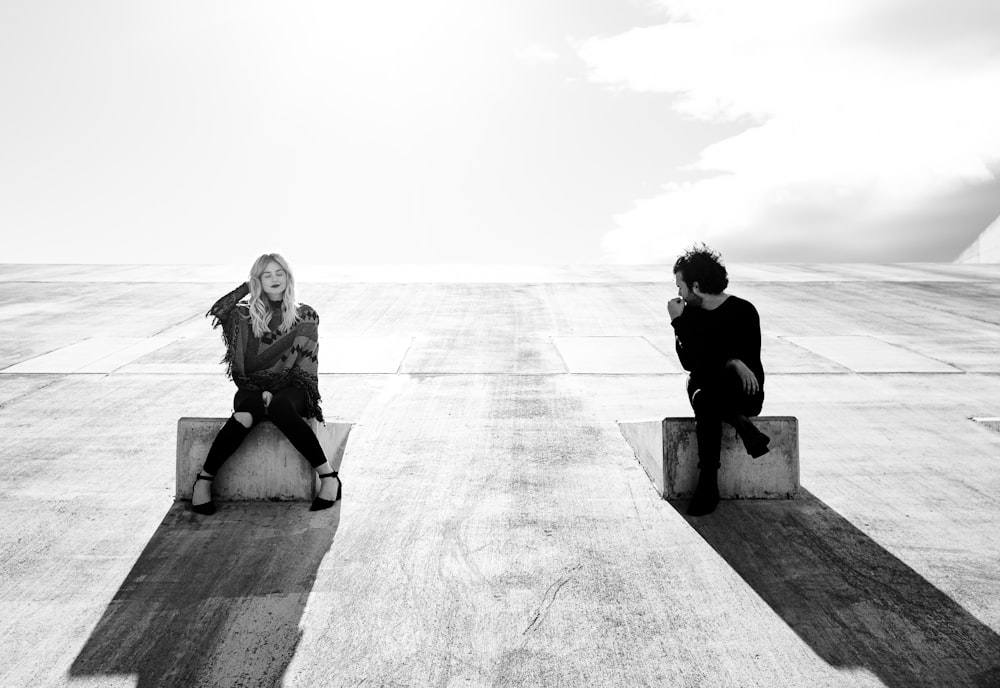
<box><xmin>1</xmin><ymin>263</ymin><xmax>999</xmax><ymax>687</ymax></box>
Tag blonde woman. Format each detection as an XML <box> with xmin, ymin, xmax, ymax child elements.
<box><xmin>191</xmin><ymin>253</ymin><xmax>340</xmax><ymax>514</ymax></box>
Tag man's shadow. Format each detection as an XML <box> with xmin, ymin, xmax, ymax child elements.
<box><xmin>70</xmin><ymin>501</ymin><xmax>340</xmax><ymax>687</ymax></box>
<box><xmin>670</xmin><ymin>490</ymin><xmax>1000</xmax><ymax>687</ymax></box>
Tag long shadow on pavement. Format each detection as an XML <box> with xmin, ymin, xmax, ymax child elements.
<box><xmin>70</xmin><ymin>501</ymin><xmax>339</xmax><ymax>687</ymax></box>
<box><xmin>671</xmin><ymin>489</ymin><xmax>1000</xmax><ymax>688</ymax></box>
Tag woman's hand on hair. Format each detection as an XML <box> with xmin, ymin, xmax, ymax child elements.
<box><xmin>262</xmin><ymin>391</ymin><xmax>273</xmax><ymax>410</ymax></box>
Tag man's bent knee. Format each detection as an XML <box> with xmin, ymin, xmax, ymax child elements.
<box><xmin>233</xmin><ymin>412</ymin><xmax>253</xmax><ymax>428</ymax></box>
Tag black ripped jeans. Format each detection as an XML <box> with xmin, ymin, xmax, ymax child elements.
<box><xmin>202</xmin><ymin>387</ymin><xmax>327</xmax><ymax>475</ymax></box>
<box><xmin>688</xmin><ymin>367</ymin><xmax>765</xmax><ymax>470</ymax></box>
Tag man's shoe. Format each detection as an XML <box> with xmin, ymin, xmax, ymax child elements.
<box><xmin>733</xmin><ymin>415</ymin><xmax>770</xmax><ymax>458</ymax></box>
<box><xmin>687</xmin><ymin>488</ymin><xmax>720</xmax><ymax>516</ymax></box>
<box><xmin>687</xmin><ymin>468</ymin><xmax>720</xmax><ymax>516</ymax></box>
<box><xmin>744</xmin><ymin>431</ymin><xmax>770</xmax><ymax>458</ymax></box>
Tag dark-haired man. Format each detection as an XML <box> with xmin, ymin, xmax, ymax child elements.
<box><xmin>668</xmin><ymin>246</ymin><xmax>769</xmax><ymax>516</ymax></box>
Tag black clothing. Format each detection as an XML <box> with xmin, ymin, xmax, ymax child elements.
<box><xmin>206</xmin><ymin>282</ymin><xmax>323</xmax><ymax>421</ymax></box>
<box><xmin>672</xmin><ymin>295</ymin><xmax>766</xmax><ymax>470</ymax></box>
<box><xmin>202</xmin><ymin>285</ymin><xmax>327</xmax><ymax>476</ymax></box>
<box><xmin>689</xmin><ymin>368</ymin><xmax>764</xmax><ymax>469</ymax></box>
<box><xmin>202</xmin><ymin>387</ymin><xmax>328</xmax><ymax>475</ymax></box>
<box><xmin>671</xmin><ymin>295</ymin><xmax>764</xmax><ymax>390</ymax></box>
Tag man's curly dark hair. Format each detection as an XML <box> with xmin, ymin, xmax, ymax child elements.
<box><xmin>673</xmin><ymin>244</ymin><xmax>729</xmax><ymax>294</ymax></box>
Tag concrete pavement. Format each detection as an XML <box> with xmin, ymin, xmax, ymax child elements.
<box><xmin>1</xmin><ymin>263</ymin><xmax>999</xmax><ymax>687</ymax></box>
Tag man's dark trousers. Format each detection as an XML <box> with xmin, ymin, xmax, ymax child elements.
<box><xmin>688</xmin><ymin>367</ymin><xmax>765</xmax><ymax>470</ymax></box>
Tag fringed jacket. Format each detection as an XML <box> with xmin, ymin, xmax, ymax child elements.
<box><xmin>207</xmin><ymin>282</ymin><xmax>323</xmax><ymax>421</ymax></box>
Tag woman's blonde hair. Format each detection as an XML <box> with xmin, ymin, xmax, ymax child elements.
<box><xmin>247</xmin><ymin>253</ymin><xmax>299</xmax><ymax>338</ymax></box>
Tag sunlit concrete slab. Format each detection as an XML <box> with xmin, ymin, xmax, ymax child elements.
<box><xmin>400</xmin><ymin>336</ymin><xmax>566</xmax><ymax>374</ymax></box>
<box><xmin>125</xmin><ymin>336</ymin><xmax>221</xmax><ymax>365</ymax></box>
<box><xmin>74</xmin><ymin>337</ymin><xmax>179</xmax><ymax>374</ymax></box>
<box><xmin>646</xmin><ymin>333</ymin><xmax>853</xmax><ymax>375</ymax></box>
<box><xmin>792</xmin><ymin>262</ymin><xmax>998</xmax><ymax>282</ymax></box>
<box><xmin>728</xmin><ymin>262</ymin><xmax>1000</xmax><ymax>283</ymax></box>
<box><xmin>156</xmin><ymin>316</ymin><xmax>216</xmax><ymax>339</ymax></box>
<box><xmin>782</xmin><ymin>335</ymin><xmax>963</xmax><ymax>373</ymax></box>
<box><xmin>1</xmin><ymin>336</ymin><xmax>176</xmax><ymax>374</ymax></box>
<box><xmin>0</xmin><ymin>263</ymin><xmax>243</xmax><ymax>283</ymax></box>
<box><xmin>317</xmin><ymin>336</ymin><xmax>413</xmax><ymax>374</ymax></box>
<box><xmin>118</xmin><ymin>337</ymin><xmax>414</xmax><ymax>375</ymax></box>
<box><xmin>636</xmin><ymin>336</ymin><xmax>697</xmax><ymax>373</ymax></box>
<box><xmin>761</xmin><ymin>335</ymin><xmax>852</xmax><ymax>373</ymax></box>
<box><xmin>117</xmin><ymin>362</ymin><xmax>221</xmax><ymax>375</ymax></box>
<box><xmin>0</xmin><ymin>373</ymin><xmax>62</xmax><ymax>405</ymax></box>
<box><xmin>553</xmin><ymin>336</ymin><xmax>677</xmax><ymax>374</ymax></box>
<box><xmin>118</xmin><ymin>335</ymin><xmax>416</xmax><ymax>376</ymax></box>
<box><xmin>877</xmin><ymin>333</ymin><xmax>1000</xmax><ymax>373</ymax></box>
<box><xmin>117</xmin><ymin>339</ymin><xmax>223</xmax><ymax>375</ymax></box>
<box><xmin>298</xmin><ymin>264</ymin><xmax>693</xmax><ymax>283</ymax></box>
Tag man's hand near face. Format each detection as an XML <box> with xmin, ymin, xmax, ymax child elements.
<box><xmin>668</xmin><ymin>297</ymin><xmax>685</xmax><ymax>321</ymax></box>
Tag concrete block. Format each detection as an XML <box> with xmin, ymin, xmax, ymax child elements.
<box><xmin>972</xmin><ymin>417</ymin><xmax>1000</xmax><ymax>433</ymax></box>
<box><xmin>176</xmin><ymin>418</ymin><xmax>353</xmax><ymax>501</ymax></box>
<box><xmin>619</xmin><ymin>416</ymin><xmax>799</xmax><ymax>500</ymax></box>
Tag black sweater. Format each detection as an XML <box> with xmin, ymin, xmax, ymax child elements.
<box><xmin>671</xmin><ymin>295</ymin><xmax>764</xmax><ymax>388</ymax></box>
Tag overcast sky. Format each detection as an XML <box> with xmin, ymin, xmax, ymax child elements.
<box><xmin>2</xmin><ymin>0</ymin><xmax>999</xmax><ymax>265</ymax></box>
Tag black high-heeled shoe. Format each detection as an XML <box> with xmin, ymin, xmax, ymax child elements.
<box><xmin>310</xmin><ymin>471</ymin><xmax>341</xmax><ymax>511</ymax></box>
<box><xmin>191</xmin><ymin>473</ymin><xmax>216</xmax><ymax>515</ymax></box>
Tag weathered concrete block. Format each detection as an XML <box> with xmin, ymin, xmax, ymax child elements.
<box><xmin>176</xmin><ymin>417</ymin><xmax>353</xmax><ymax>501</ymax></box>
<box><xmin>972</xmin><ymin>416</ymin><xmax>1000</xmax><ymax>433</ymax></box>
<box><xmin>619</xmin><ymin>416</ymin><xmax>799</xmax><ymax>500</ymax></box>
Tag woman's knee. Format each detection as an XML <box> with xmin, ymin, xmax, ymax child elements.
<box><xmin>233</xmin><ymin>411</ymin><xmax>254</xmax><ymax>428</ymax></box>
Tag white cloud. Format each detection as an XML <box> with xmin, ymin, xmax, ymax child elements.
<box><xmin>578</xmin><ymin>0</ymin><xmax>1000</xmax><ymax>261</ymax></box>
<box><xmin>513</xmin><ymin>43</ymin><xmax>561</xmax><ymax>65</ymax></box>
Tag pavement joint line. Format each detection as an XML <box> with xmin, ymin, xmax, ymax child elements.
<box><xmin>779</xmin><ymin>335</ymin><xmax>964</xmax><ymax>374</ymax></box>
<box><xmin>0</xmin><ymin>370</ymin><xmax>984</xmax><ymax>377</ymax></box>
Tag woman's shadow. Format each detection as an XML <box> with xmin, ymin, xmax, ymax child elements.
<box><xmin>671</xmin><ymin>490</ymin><xmax>1000</xmax><ymax>687</ymax></box>
<box><xmin>70</xmin><ymin>500</ymin><xmax>340</xmax><ymax>687</ymax></box>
